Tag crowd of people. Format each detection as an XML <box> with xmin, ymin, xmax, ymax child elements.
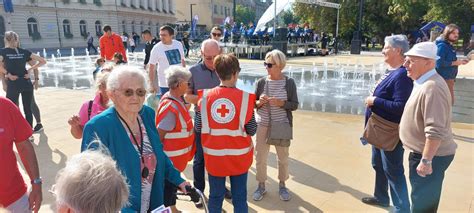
<box><xmin>0</xmin><ymin>22</ymin><xmax>471</xmax><ymax>213</ymax></box>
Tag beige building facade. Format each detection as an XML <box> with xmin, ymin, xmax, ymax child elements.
<box><xmin>0</xmin><ymin>0</ymin><xmax>177</xmax><ymax>49</ymax></box>
<box><xmin>175</xmin><ymin>0</ymin><xmax>233</xmax><ymax>30</ymax></box>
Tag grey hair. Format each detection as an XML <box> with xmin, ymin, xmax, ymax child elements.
<box><xmin>165</xmin><ymin>65</ymin><xmax>192</xmax><ymax>89</ymax></box>
<box><xmin>201</xmin><ymin>39</ymin><xmax>220</xmax><ymax>51</ymax></box>
<box><xmin>265</xmin><ymin>49</ymin><xmax>287</xmax><ymax>69</ymax></box>
<box><xmin>4</xmin><ymin>31</ymin><xmax>19</xmax><ymax>48</ymax></box>
<box><xmin>384</xmin><ymin>35</ymin><xmax>410</xmax><ymax>54</ymax></box>
<box><xmin>54</xmin><ymin>148</ymin><xmax>129</xmax><ymax>213</ymax></box>
<box><xmin>106</xmin><ymin>65</ymin><xmax>148</xmax><ymax>91</ymax></box>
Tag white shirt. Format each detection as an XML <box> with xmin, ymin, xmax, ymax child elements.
<box><xmin>149</xmin><ymin>40</ymin><xmax>185</xmax><ymax>88</ymax></box>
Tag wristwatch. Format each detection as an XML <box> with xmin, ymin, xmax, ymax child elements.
<box><xmin>421</xmin><ymin>159</ymin><xmax>432</xmax><ymax>165</ymax></box>
<box><xmin>31</xmin><ymin>177</ymin><xmax>42</xmax><ymax>185</ymax></box>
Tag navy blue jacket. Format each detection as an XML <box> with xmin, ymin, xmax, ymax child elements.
<box><xmin>365</xmin><ymin>67</ymin><xmax>413</xmax><ymax>124</ymax></box>
<box><xmin>436</xmin><ymin>39</ymin><xmax>458</xmax><ymax>80</ymax></box>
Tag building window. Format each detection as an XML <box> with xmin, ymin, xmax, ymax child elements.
<box><xmin>95</xmin><ymin>20</ymin><xmax>102</xmax><ymax>36</ymax></box>
<box><xmin>156</xmin><ymin>23</ymin><xmax>160</xmax><ymax>37</ymax></box>
<box><xmin>214</xmin><ymin>5</ymin><xmax>217</xmax><ymax>14</ymax></box>
<box><xmin>122</xmin><ymin>20</ymin><xmax>127</xmax><ymax>33</ymax></box>
<box><xmin>79</xmin><ymin>20</ymin><xmax>87</xmax><ymax>37</ymax></box>
<box><xmin>140</xmin><ymin>21</ymin><xmax>144</xmax><ymax>33</ymax></box>
<box><xmin>162</xmin><ymin>0</ymin><xmax>167</xmax><ymax>13</ymax></box>
<box><xmin>148</xmin><ymin>0</ymin><xmax>153</xmax><ymax>10</ymax></box>
<box><xmin>27</xmin><ymin>17</ymin><xmax>39</xmax><ymax>37</ymax></box>
<box><xmin>131</xmin><ymin>21</ymin><xmax>136</xmax><ymax>33</ymax></box>
<box><xmin>148</xmin><ymin>21</ymin><xmax>152</xmax><ymax>31</ymax></box>
<box><xmin>156</xmin><ymin>0</ymin><xmax>161</xmax><ymax>11</ymax></box>
<box><xmin>140</xmin><ymin>0</ymin><xmax>146</xmax><ymax>9</ymax></box>
<box><xmin>221</xmin><ymin>6</ymin><xmax>223</xmax><ymax>15</ymax></box>
<box><xmin>121</xmin><ymin>0</ymin><xmax>126</xmax><ymax>6</ymax></box>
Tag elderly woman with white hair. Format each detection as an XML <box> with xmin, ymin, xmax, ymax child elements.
<box><xmin>253</xmin><ymin>49</ymin><xmax>299</xmax><ymax>202</ymax></box>
<box><xmin>81</xmin><ymin>65</ymin><xmax>190</xmax><ymax>212</ymax></box>
<box><xmin>68</xmin><ymin>71</ymin><xmax>110</xmax><ymax>139</ymax></box>
<box><xmin>361</xmin><ymin>35</ymin><xmax>413</xmax><ymax>212</ymax></box>
<box><xmin>156</xmin><ymin>66</ymin><xmax>195</xmax><ymax>213</ymax></box>
<box><xmin>53</xmin><ymin>149</ymin><xmax>129</xmax><ymax>213</ymax></box>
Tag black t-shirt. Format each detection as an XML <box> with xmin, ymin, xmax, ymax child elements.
<box><xmin>0</xmin><ymin>47</ymin><xmax>33</xmax><ymax>89</ymax></box>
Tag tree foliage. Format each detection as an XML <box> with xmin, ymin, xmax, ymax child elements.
<box><xmin>235</xmin><ymin>5</ymin><xmax>256</xmax><ymax>25</ymax></box>
<box><xmin>293</xmin><ymin>0</ymin><xmax>473</xmax><ymax>47</ymax></box>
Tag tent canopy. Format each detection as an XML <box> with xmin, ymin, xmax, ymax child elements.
<box><xmin>420</xmin><ymin>21</ymin><xmax>446</xmax><ymax>33</ymax></box>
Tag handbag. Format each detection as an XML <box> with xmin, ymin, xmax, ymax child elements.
<box><xmin>362</xmin><ymin>113</ymin><xmax>400</xmax><ymax>151</ymax></box>
<box><xmin>265</xmin><ymin>79</ymin><xmax>292</xmax><ymax>147</ymax></box>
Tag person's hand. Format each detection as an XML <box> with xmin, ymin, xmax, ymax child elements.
<box><xmin>29</xmin><ymin>184</ymin><xmax>42</xmax><ymax>213</ymax></box>
<box><xmin>24</xmin><ymin>74</ymin><xmax>31</xmax><ymax>79</ymax></box>
<box><xmin>68</xmin><ymin>115</ymin><xmax>81</xmax><ymax>127</ymax></box>
<box><xmin>416</xmin><ymin>161</ymin><xmax>433</xmax><ymax>177</ymax></box>
<box><xmin>460</xmin><ymin>59</ymin><xmax>469</xmax><ymax>65</ymax></box>
<box><xmin>178</xmin><ymin>181</ymin><xmax>192</xmax><ymax>194</ymax></box>
<box><xmin>258</xmin><ymin>94</ymin><xmax>269</xmax><ymax>107</ymax></box>
<box><xmin>8</xmin><ymin>74</ymin><xmax>18</xmax><ymax>81</ymax></box>
<box><xmin>365</xmin><ymin>96</ymin><xmax>376</xmax><ymax>107</ymax></box>
<box><xmin>149</xmin><ymin>84</ymin><xmax>157</xmax><ymax>94</ymax></box>
<box><xmin>268</xmin><ymin>97</ymin><xmax>285</xmax><ymax>107</ymax></box>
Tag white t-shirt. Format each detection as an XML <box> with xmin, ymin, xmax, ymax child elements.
<box><xmin>149</xmin><ymin>40</ymin><xmax>184</xmax><ymax>88</ymax></box>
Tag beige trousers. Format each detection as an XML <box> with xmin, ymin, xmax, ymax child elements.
<box><xmin>255</xmin><ymin>125</ymin><xmax>290</xmax><ymax>183</ymax></box>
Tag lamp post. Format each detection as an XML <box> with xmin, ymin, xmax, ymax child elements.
<box><xmin>350</xmin><ymin>0</ymin><xmax>364</xmax><ymax>54</ymax></box>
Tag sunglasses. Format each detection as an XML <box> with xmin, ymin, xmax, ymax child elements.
<box><xmin>118</xmin><ymin>88</ymin><xmax>147</xmax><ymax>97</ymax></box>
<box><xmin>212</xmin><ymin>33</ymin><xmax>222</xmax><ymax>37</ymax></box>
<box><xmin>264</xmin><ymin>62</ymin><xmax>276</xmax><ymax>68</ymax></box>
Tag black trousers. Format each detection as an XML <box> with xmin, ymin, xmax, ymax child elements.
<box><xmin>409</xmin><ymin>152</ymin><xmax>454</xmax><ymax>213</ymax></box>
<box><xmin>7</xmin><ymin>85</ymin><xmax>34</xmax><ymax>127</ymax></box>
<box><xmin>87</xmin><ymin>43</ymin><xmax>97</xmax><ymax>53</ymax></box>
<box><xmin>163</xmin><ymin>180</ymin><xmax>177</xmax><ymax>207</ymax></box>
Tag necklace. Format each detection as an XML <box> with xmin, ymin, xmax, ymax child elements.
<box><xmin>116</xmin><ymin>112</ymin><xmax>149</xmax><ymax>178</ymax></box>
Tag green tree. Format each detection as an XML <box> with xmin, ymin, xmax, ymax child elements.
<box><xmin>235</xmin><ymin>5</ymin><xmax>256</xmax><ymax>25</ymax></box>
<box><xmin>281</xmin><ymin>10</ymin><xmax>300</xmax><ymax>25</ymax></box>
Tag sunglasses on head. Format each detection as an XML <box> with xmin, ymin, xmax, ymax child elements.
<box><xmin>212</xmin><ymin>33</ymin><xmax>222</xmax><ymax>37</ymax></box>
<box><xmin>264</xmin><ymin>62</ymin><xmax>276</xmax><ymax>68</ymax></box>
<box><xmin>119</xmin><ymin>88</ymin><xmax>147</xmax><ymax>97</ymax></box>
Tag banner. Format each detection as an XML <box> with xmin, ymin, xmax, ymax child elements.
<box><xmin>3</xmin><ymin>0</ymin><xmax>14</xmax><ymax>13</ymax></box>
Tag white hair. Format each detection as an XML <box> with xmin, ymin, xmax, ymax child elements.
<box><xmin>201</xmin><ymin>39</ymin><xmax>220</xmax><ymax>52</ymax></box>
<box><xmin>385</xmin><ymin>35</ymin><xmax>410</xmax><ymax>54</ymax></box>
<box><xmin>106</xmin><ymin>65</ymin><xmax>148</xmax><ymax>91</ymax></box>
<box><xmin>265</xmin><ymin>49</ymin><xmax>287</xmax><ymax>69</ymax></box>
<box><xmin>95</xmin><ymin>71</ymin><xmax>110</xmax><ymax>91</ymax></box>
<box><xmin>165</xmin><ymin>66</ymin><xmax>192</xmax><ymax>89</ymax></box>
<box><xmin>54</xmin><ymin>149</ymin><xmax>129</xmax><ymax>213</ymax></box>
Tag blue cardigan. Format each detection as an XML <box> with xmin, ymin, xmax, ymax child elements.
<box><xmin>436</xmin><ymin>39</ymin><xmax>458</xmax><ymax>80</ymax></box>
<box><xmin>365</xmin><ymin>67</ymin><xmax>413</xmax><ymax>124</ymax></box>
<box><xmin>81</xmin><ymin>106</ymin><xmax>185</xmax><ymax>212</ymax></box>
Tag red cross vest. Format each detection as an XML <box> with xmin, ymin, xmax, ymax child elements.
<box><xmin>156</xmin><ymin>95</ymin><xmax>195</xmax><ymax>172</ymax></box>
<box><xmin>198</xmin><ymin>87</ymin><xmax>256</xmax><ymax>177</ymax></box>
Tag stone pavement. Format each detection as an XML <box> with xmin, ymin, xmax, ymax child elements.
<box><xmin>2</xmin><ymin>85</ymin><xmax>473</xmax><ymax>212</ymax></box>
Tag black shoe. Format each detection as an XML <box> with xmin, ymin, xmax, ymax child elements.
<box><xmin>33</xmin><ymin>124</ymin><xmax>43</xmax><ymax>133</ymax></box>
<box><xmin>361</xmin><ymin>197</ymin><xmax>389</xmax><ymax>207</ymax></box>
<box><xmin>224</xmin><ymin>188</ymin><xmax>232</xmax><ymax>199</ymax></box>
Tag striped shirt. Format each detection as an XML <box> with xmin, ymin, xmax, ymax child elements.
<box><xmin>256</xmin><ymin>79</ymin><xmax>289</xmax><ymax>126</ymax></box>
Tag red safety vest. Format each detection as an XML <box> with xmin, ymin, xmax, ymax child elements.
<box><xmin>156</xmin><ymin>95</ymin><xmax>195</xmax><ymax>172</ymax></box>
<box><xmin>198</xmin><ymin>87</ymin><xmax>256</xmax><ymax>177</ymax></box>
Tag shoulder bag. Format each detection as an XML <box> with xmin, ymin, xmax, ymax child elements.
<box><xmin>265</xmin><ymin>79</ymin><xmax>292</xmax><ymax>147</ymax></box>
<box><xmin>362</xmin><ymin>113</ymin><xmax>399</xmax><ymax>151</ymax></box>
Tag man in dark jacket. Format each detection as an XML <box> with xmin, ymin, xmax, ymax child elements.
<box><xmin>142</xmin><ymin>30</ymin><xmax>160</xmax><ymax>70</ymax></box>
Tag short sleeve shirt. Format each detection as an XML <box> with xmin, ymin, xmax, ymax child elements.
<box><xmin>188</xmin><ymin>63</ymin><xmax>221</xmax><ymax>111</ymax></box>
<box><xmin>78</xmin><ymin>93</ymin><xmax>108</xmax><ymax>127</ymax></box>
<box><xmin>148</xmin><ymin>40</ymin><xmax>185</xmax><ymax>88</ymax></box>
<box><xmin>0</xmin><ymin>48</ymin><xmax>33</xmax><ymax>90</ymax></box>
<box><xmin>0</xmin><ymin>97</ymin><xmax>32</xmax><ymax>206</ymax></box>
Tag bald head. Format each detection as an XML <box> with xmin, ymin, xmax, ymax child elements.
<box><xmin>201</xmin><ymin>39</ymin><xmax>221</xmax><ymax>70</ymax></box>
<box><xmin>201</xmin><ymin>39</ymin><xmax>220</xmax><ymax>52</ymax></box>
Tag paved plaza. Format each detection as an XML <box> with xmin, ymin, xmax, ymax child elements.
<box><xmin>2</xmin><ymin>54</ymin><xmax>473</xmax><ymax>212</ymax></box>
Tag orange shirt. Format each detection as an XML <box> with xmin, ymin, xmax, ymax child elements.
<box><xmin>99</xmin><ymin>33</ymin><xmax>127</xmax><ymax>61</ymax></box>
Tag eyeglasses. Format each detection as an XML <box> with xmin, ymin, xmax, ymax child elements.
<box><xmin>404</xmin><ymin>58</ymin><xmax>426</xmax><ymax>65</ymax></box>
<box><xmin>212</xmin><ymin>33</ymin><xmax>222</xmax><ymax>37</ymax></box>
<box><xmin>264</xmin><ymin>62</ymin><xmax>276</xmax><ymax>68</ymax></box>
<box><xmin>118</xmin><ymin>88</ymin><xmax>147</xmax><ymax>97</ymax></box>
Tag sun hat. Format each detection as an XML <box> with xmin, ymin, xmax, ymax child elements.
<box><xmin>404</xmin><ymin>41</ymin><xmax>440</xmax><ymax>60</ymax></box>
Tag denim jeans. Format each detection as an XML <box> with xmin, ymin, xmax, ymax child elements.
<box><xmin>409</xmin><ymin>152</ymin><xmax>454</xmax><ymax>213</ymax></box>
<box><xmin>192</xmin><ymin>131</ymin><xmax>206</xmax><ymax>192</ymax></box>
<box><xmin>208</xmin><ymin>172</ymin><xmax>248</xmax><ymax>213</ymax></box>
<box><xmin>371</xmin><ymin>142</ymin><xmax>410</xmax><ymax>212</ymax></box>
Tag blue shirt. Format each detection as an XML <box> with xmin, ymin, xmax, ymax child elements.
<box><xmin>414</xmin><ymin>69</ymin><xmax>437</xmax><ymax>87</ymax></box>
<box><xmin>81</xmin><ymin>106</ymin><xmax>184</xmax><ymax>212</ymax></box>
<box><xmin>436</xmin><ymin>39</ymin><xmax>458</xmax><ymax>79</ymax></box>
<box><xmin>365</xmin><ymin>66</ymin><xmax>413</xmax><ymax>124</ymax></box>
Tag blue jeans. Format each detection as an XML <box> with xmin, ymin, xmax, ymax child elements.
<box><xmin>409</xmin><ymin>152</ymin><xmax>454</xmax><ymax>213</ymax></box>
<box><xmin>208</xmin><ymin>172</ymin><xmax>248</xmax><ymax>213</ymax></box>
<box><xmin>192</xmin><ymin>131</ymin><xmax>206</xmax><ymax>192</ymax></box>
<box><xmin>371</xmin><ymin>142</ymin><xmax>410</xmax><ymax>213</ymax></box>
